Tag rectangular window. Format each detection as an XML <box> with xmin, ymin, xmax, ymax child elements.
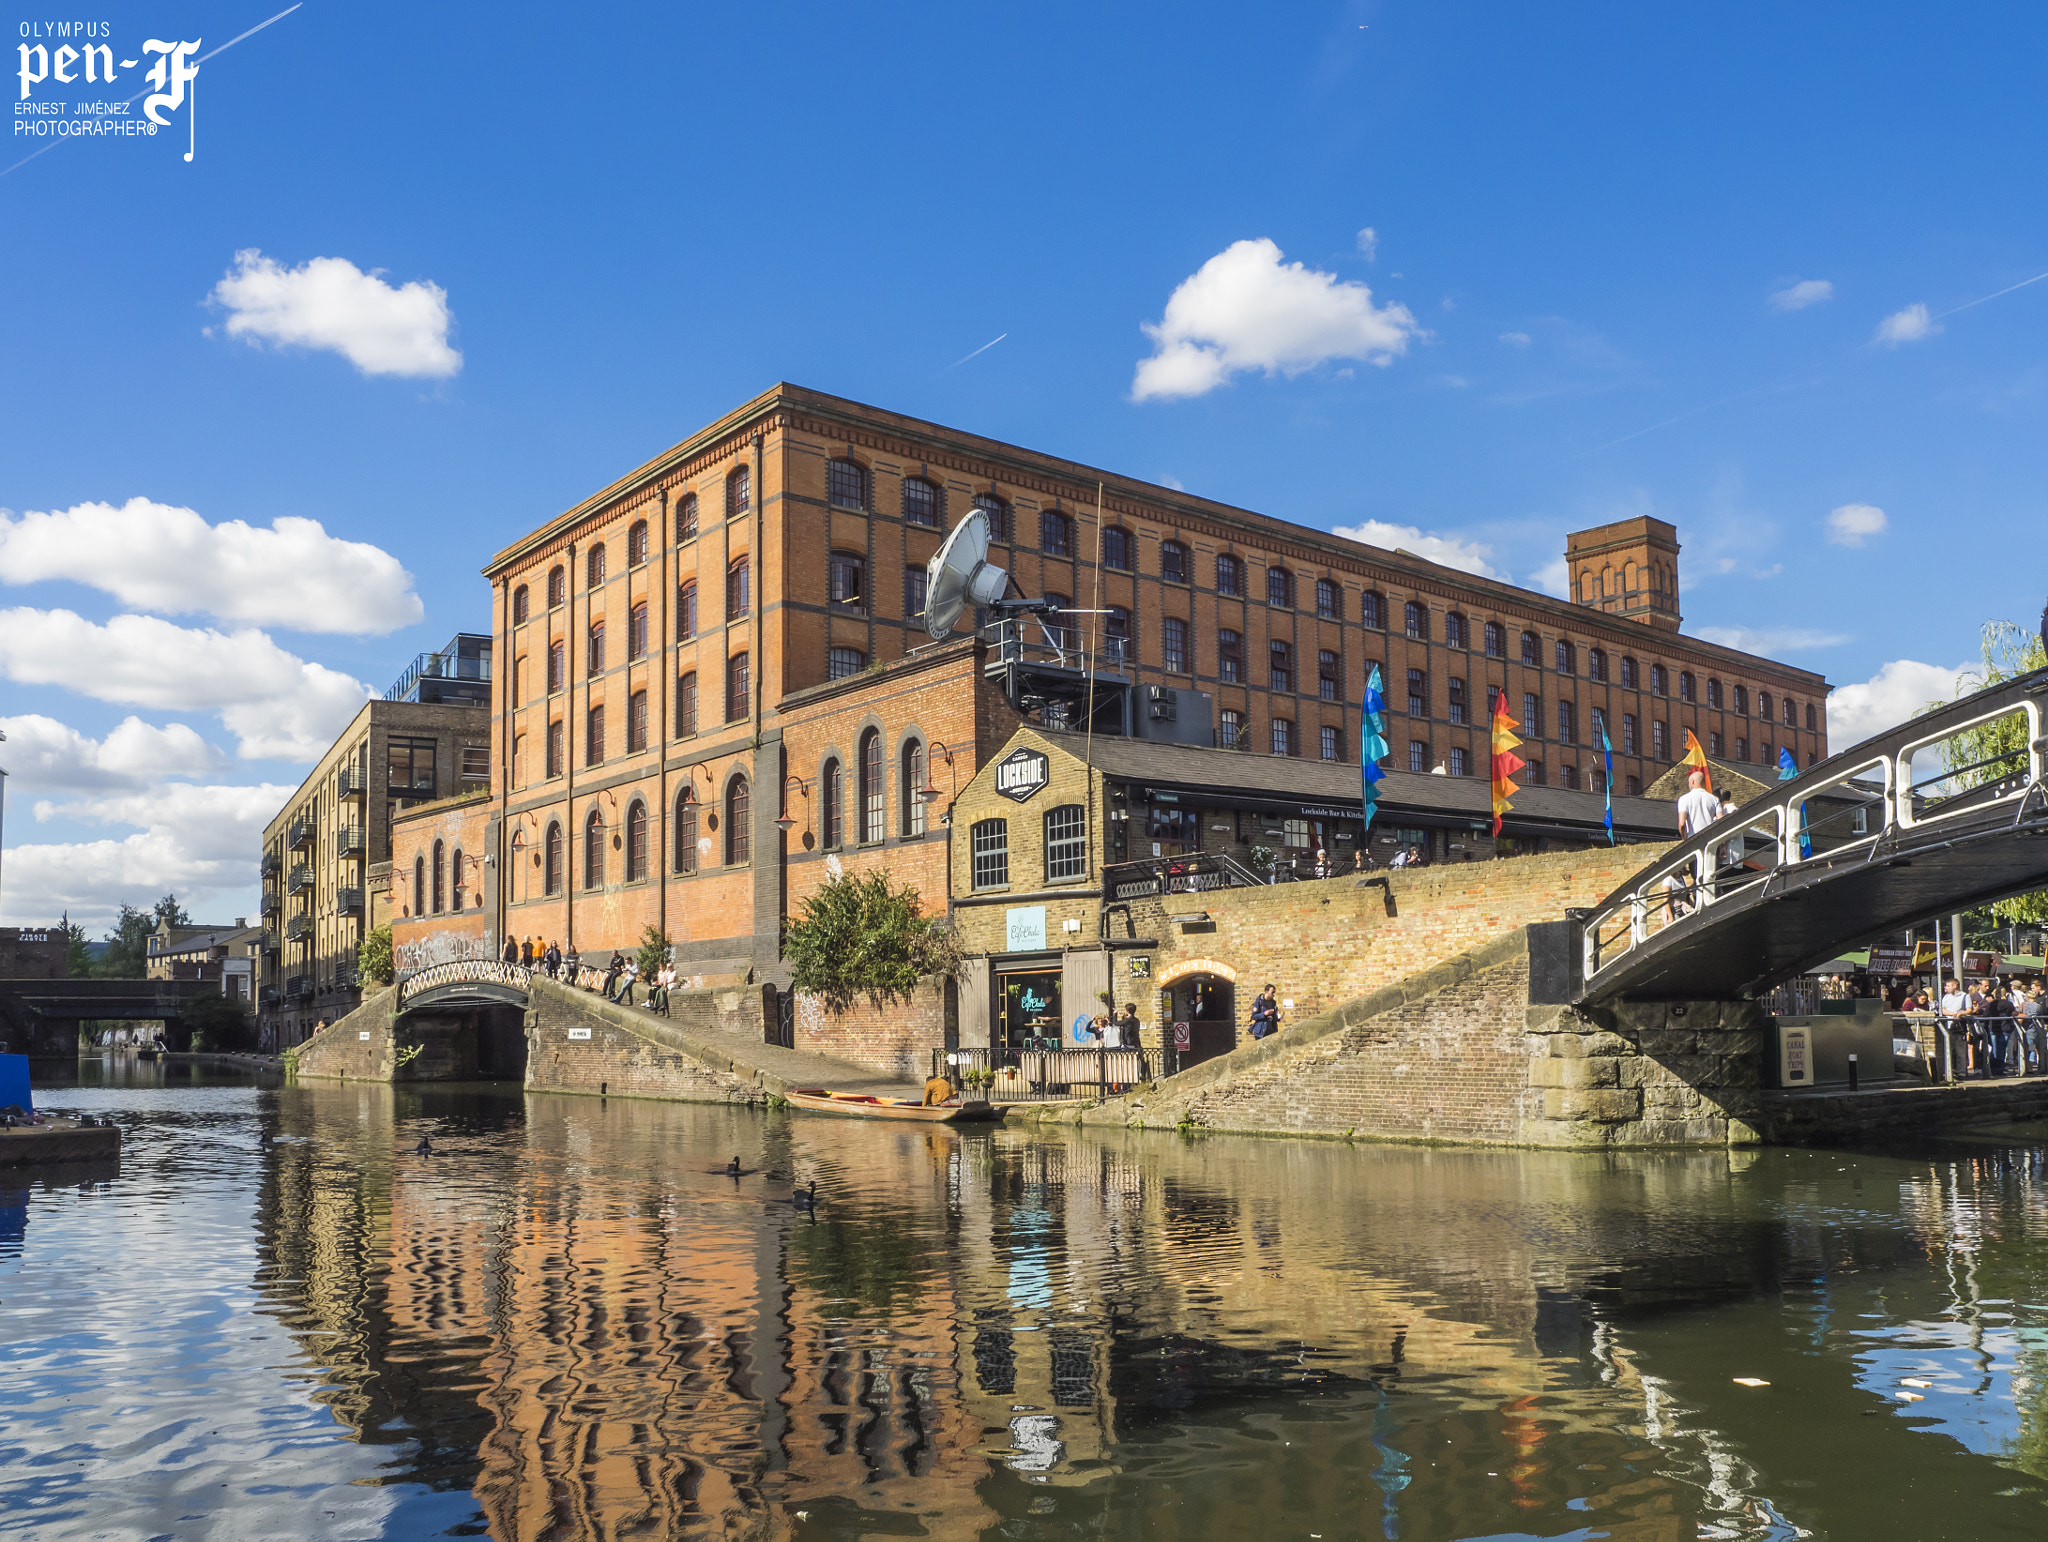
<box><xmin>1316</xmin><ymin>579</ymin><xmax>1341</xmax><ymax>620</ymax></box>
<box><xmin>1219</xmin><ymin>708</ymin><xmax>1244</xmax><ymax>748</ymax></box>
<box><xmin>1448</xmin><ymin>745</ymin><xmax>1469</xmax><ymax>776</ymax></box>
<box><xmin>726</xmin><ymin>652</ymin><xmax>749</xmax><ymax>722</ymax></box>
<box><xmin>1709</xmin><ymin>730</ymin><xmax>1724</xmax><ymax>757</ymax></box>
<box><xmin>386</xmin><ymin>737</ymin><xmax>436</xmax><ymax>795</ymax></box>
<box><xmin>1557</xmin><ymin>700</ymin><xmax>1574</xmax><ymax>743</ymax></box>
<box><xmin>628</xmin><ymin>691</ymin><xmax>648</xmax><ymax>753</ymax></box>
<box><xmin>828</xmin><ymin>458</ymin><xmax>867</xmax><ymax>509</ymax></box>
<box><xmin>904</xmin><ymin>478</ymin><xmax>941</xmax><ymax>529</ymax></box>
<box><xmin>1163</xmin><ymin>616</ymin><xmax>1188</xmax><ymax>674</ymax></box>
<box><xmin>547</xmin><ymin>640</ymin><xmax>565</xmax><ymax>692</ymax></box>
<box><xmin>1448</xmin><ymin>677</ymin><xmax>1467</xmax><ymax>725</ymax></box>
<box><xmin>1562</xmin><ymin>764</ymin><xmax>1578</xmax><ymax>789</ymax></box>
<box><xmin>1734</xmin><ymin>685</ymin><xmax>1749</xmax><ymax>715</ymax></box>
<box><xmin>628</xmin><ymin>602</ymin><xmax>648</xmax><ymax>660</ymax></box>
<box><xmin>971</xmin><ymin>819</ymin><xmax>1009</xmax><ymax>889</ymax></box>
<box><xmin>1040</xmin><ymin>510</ymin><xmax>1071</xmax><ymax>556</ymax></box>
<box><xmin>512</xmin><ymin>733</ymin><xmax>526</xmax><ymax>787</ymax></box>
<box><xmin>546</xmin><ymin>720</ymin><xmax>563</xmax><ymax>778</ymax></box>
<box><xmin>1267</xmin><ymin>568</ymin><xmax>1293</xmax><ymax>608</ymax></box>
<box><xmin>1409</xmin><ymin>739</ymin><xmax>1428</xmax><ymax>773</ymax></box>
<box><xmin>676</xmin><ymin>672</ymin><xmax>697</xmax><ymax>737</ymax></box>
<box><xmin>1318</xmin><ymin>650</ymin><xmax>1340</xmax><ymax>701</ymax></box>
<box><xmin>1269</xmin><ymin>641</ymin><xmax>1292</xmax><ymax>693</ymax></box>
<box><xmin>904</xmin><ymin>566</ymin><xmax>927</xmax><ymax>618</ymax></box>
<box><xmin>1216</xmin><ymin>554</ymin><xmax>1242</xmax><ymax>596</ymax></box>
<box><xmin>1526</xmin><ymin>760</ymin><xmax>1546</xmax><ymax>786</ymax></box>
<box><xmin>1652</xmin><ymin>719</ymin><xmax>1667</xmax><ymax>759</ymax></box>
<box><xmin>588</xmin><ymin>622</ymin><xmax>605</xmax><ymax>675</ymax></box>
<box><xmin>460</xmin><ymin>746</ymin><xmax>489</xmax><ymax>785</ymax></box>
<box><xmin>1735</xmin><ymin>735</ymin><xmax>1748</xmax><ymax>761</ymax></box>
<box><xmin>1620</xmin><ymin>657</ymin><xmax>1637</xmax><ymax>689</ymax></box>
<box><xmin>1626</xmin><ymin>775</ymin><xmax>1641</xmax><ymax>797</ymax></box>
<box><xmin>1523</xmin><ymin>692</ymin><xmax>1540</xmax><ymax>736</ymax></box>
<box><xmin>1045</xmin><ymin>805</ymin><xmax>1087</xmax><ymax>880</ymax></box>
<box><xmin>1320</xmin><ymin>724</ymin><xmax>1340</xmax><ymax>762</ymax></box>
<box><xmin>1622</xmin><ymin>713</ymin><xmax>1638</xmax><ymax>755</ymax></box>
<box><xmin>1103</xmin><ymin>527</ymin><xmax>1132</xmax><ymax>570</ymax></box>
<box><xmin>1271</xmin><ymin>718</ymin><xmax>1293</xmax><ymax>756</ymax></box>
<box><xmin>586</xmin><ymin>705</ymin><xmax>605</xmax><ymax>766</ymax></box>
<box><xmin>727</xmin><ymin>558</ymin><xmax>750</xmax><ymax>620</ymax></box>
<box><xmin>828</xmin><ymin>646</ymin><xmax>864</xmax><ymax>680</ymax></box>
<box><xmin>1218</xmin><ymin>629</ymin><xmax>1242</xmax><ymax>684</ymax></box>
<box><xmin>1408</xmin><ymin>669</ymin><xmax>1427</xmax><ymax>717</ymax></box>
<box><xmin>1445</xmin><ymin>613</ymin><xmax>1466</xmax><ymax>649</ymax></box>
<box><xmin>829</xmin><ymin>551</ymin><xmax>865</xmax><ymax>607</ymax></box>
<box><xmin>676</xmin><ymin>582</ymin><xmax>696</xmax><ymax>641</ymax></box>
<box><xmin>1161</xmin><ymin>541</ymin><xmax>1188</xmax><ymax>583</ymax></box>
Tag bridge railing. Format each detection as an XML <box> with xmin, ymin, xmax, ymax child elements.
<box><xmin>395</xmin><ymin>958</ymin><xmax>533</xmax><ymax>1009</ymax></box>
<box><xmin>1581</xmin><ymin>681</ymin><xmax>2045</xmax><ymax>988</ymax></box>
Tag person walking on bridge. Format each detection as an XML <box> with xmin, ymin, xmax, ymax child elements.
<box><xmin>1676</xmin><ymin>770</ymin><xmax>1721</xmax><ymax>908</ymax></box>
<box><xmin>501</xmin><ymin>936</ymin><xmax>518</xmax><ymax>966</ymax></box>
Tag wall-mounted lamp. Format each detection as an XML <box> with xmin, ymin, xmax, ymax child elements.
<box><xmin>919</xmin><ymin>739</ymin><xmax>968</xmax><ymax>809</ymax></box>
<box><xmin>775</xmin><ymin>773</ymin><xmax>815</xmax><ymax>833</ymax></box>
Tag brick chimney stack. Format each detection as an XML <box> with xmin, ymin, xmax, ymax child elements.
<box><xmin>1565</xmin><ymin>517</ymin><xmax>1682</xmax><ymax>632</ymax></box>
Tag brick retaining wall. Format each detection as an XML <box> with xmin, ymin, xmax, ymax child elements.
<box><xmin>790</xmin><ymin>979</ymin><xmax>952</xmax><ymax>1080</ymax></box>
<box><xmin>523</xmin><ymin>977</ymin><xmax>776</xmax><ymax>1104</ymax></box>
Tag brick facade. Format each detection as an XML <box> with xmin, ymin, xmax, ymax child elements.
<box><xmin>388</xmin><ymin>796</ymin><xmax>499</xmax><ymax>972</ymax></box>
<box><xmin>790</xmin><ymin>978</ymin><xmax>955</xmax><ymax>1081</ymax></box>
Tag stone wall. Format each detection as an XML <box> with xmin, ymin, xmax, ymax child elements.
<box><xmin>524</xmin><ymin>976</ymin><xmax>776</xmax><ymax>1103</ymax></box>
<box><xmin>790</xmin><ymin>978</ymin><xmax>953</xmax><ymax>1080</ymax></box>
<box><xmin>289</xmin><ymin>987</ymin><xmax>399</xmax><ymax>1081</ymax></box>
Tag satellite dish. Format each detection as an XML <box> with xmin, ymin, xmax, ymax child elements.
<box><xmin>924</xmin><ymin>510</ymin><xmax>1012</xmax><ymax>639</ymax></box>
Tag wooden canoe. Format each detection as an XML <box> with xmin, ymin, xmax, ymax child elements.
<box><xmin>783</xmin><ymin>1088</ymin><xmax>1002</xmax><ymax>1123</ymax></box>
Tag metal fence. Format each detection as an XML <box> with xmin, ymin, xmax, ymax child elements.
<box><xmin>935</xmin><ymin>1045</ymin><xmax>1155</xmax><ymax>1102</ymax></box>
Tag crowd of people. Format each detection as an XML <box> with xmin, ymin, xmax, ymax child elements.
<box><xmin>499</xmin><ymin>935</ymin><xmax>677</xmax><ymax>1017</ymax></box>
<box><xmin>1925</xmin><ymin>975</ymin><xmax>2048</xmax><ymax>1079</ymax></box>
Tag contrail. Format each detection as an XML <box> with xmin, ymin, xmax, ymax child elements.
<box><xmin>946</xmin><ymin>333</ymin><xmax>1007</xmax><ymax>370</ymax></box>
<box><xmin>1568</xmin><ymin>262</ymin><xmax>2048</xmax><ymax>461</ymax></box>
<box><xmin>1</xmin><ymin>3</ymin><xmax>304</xmax><ymax>181</ymax></box>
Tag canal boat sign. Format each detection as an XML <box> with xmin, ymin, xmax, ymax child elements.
<box><xmin>783</xmin><ymin>1088</ymin><xmax>1002</xmax><ymax>1123</ymax></box>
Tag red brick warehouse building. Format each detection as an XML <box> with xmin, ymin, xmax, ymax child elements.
<box><xmin>415</xmin><ymin>384</ymin><xmax>1827</xmax><ymax>984</ymax></box>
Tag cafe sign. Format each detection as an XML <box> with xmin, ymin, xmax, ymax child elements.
<box><xmin>995</xmin><ymin>747</ymin><xmax>1050</xmax><ymax>803</ymax></box>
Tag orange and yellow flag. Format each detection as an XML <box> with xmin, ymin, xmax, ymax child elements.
<box><xmin>1682</xmin><ymin>728</ymin><xmax>1713</xmax><ymax>793</ymax></box>
<box><xmin>1490</xmin><ymin>694</ymin><xmax>1525</xmax><ymax>837</ymax></box>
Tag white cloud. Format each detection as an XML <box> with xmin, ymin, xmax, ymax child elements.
<box><xmin>0</xmin><ymin>497</ymin><xmax>423</xmax><ymax>635</ymax></box>
<box><xmin>209</xmin><ymin>248</ymin><xmax>462</xmax><ymax>379</ymax></box>
<box><xmin>1333</xmin><ymin>519</ymin><xmax>1508</xmax><ymax>581</ymax></box>
<box><xmin>1824</xmin><ymin>502</ymin><xmax>1888</xmax><ymax>547</ymax></box>
<box><xmin>1694</xmin><ymin>625</ymin><xmax>1851</xmax><ymax>654</ymax></box>
<box><xmin>1769</xmin><ymin>278</ymin><xmax>1834</xmax><ymax>312</ymax></box>
<box><xmin>1498</xmin><ymin>331</ymin><xmax>1532</xmax><ymax>347</ymax></box>
<box><xmin>3</xmin><ymin>780</ymin><xmax>290</xmax><ymax>929</ymax></box>
<box><xmin>1355</xmin><ymin>227</ymin><xmax>1377</xmax><ymax>260</ymax></box>
<box><xmin>0</xmin><ymin>608</ymin><xmax>371</xmax><ymax>760</ymax></box>
<box><xmin>1827</xmin><ymin>658</ymin><xmax>1973</xmax><ymax>746</ymax></box>
<box><xmin>1528</xmin><ymin>556</ymin><xmax>1571</xmax><ymax>598</ymax></box>
<box><xmin>0</xmin><ymin>713</ymin><xmax>224</xmax><ymax>793</ymax></box>
<box><xmin>1875</xmin><ymin>302</ymin><xmax>1940</xmax><ymax>346</ymax></box>
<box><xmin>1131</xmin><ymin>238</ymin><xmax>1422</xmax><ymax>400</ymax></box>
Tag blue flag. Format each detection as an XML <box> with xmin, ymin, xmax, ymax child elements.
<box><xmin>1779</xmin><ymin>747</ymin><xmax>1811</xmax><ymax>857</ymax></box>
<box><xmin>1599</xmin><ymin>720</ymin><xmax>1616</xmax><ymax>844</ymax></box>
<box><xmin>1360</xmin><ymin>664</ymin><xmax>1388</xmax><ymax>833</ymax></box>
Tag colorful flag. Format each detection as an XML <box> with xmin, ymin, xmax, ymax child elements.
<box><xmin>1490</xmin><ymin>693</ymin><xmax>1525</xmax><ymax>837</ymax></box>
<box><xmin>1779</xmin><ymin>746</ymin><xmax>1811</xmax><ymax>857</ymax></box>
<box><xmin>1682</xmin><ymin>728</ymin><xmax>1713</xmax><ymax>793</ymax></box>
<box><xmin>1360</xmin><ymin>664</ymin><xmax>1388</xmax><ymax>833</ymax></box>
<box><xmin>1599</xmin><ymin>719</ymin><xmax>1616</xmax><ymax>844</ymax></box>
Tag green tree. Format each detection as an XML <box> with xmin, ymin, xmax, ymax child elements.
<box><xmin>358</xmin><ymin>925</ymin><xmax>395</xmax><ymax>986</ymax></box>
<box><xmin>153</xmin><ymin>892</ymin><xmax>191</xmax><ymax>929</ymax></box>
<box><xmin>180</xmin><ymin>988</ymin><xmax>257</xmax><ymax>1053</ymax></box>
<box><xmin>1935</xmin><ymin>619</ymin><xmax>2048</xmax><ymax>926</ymax></box>
<box><xmin>780</xmin><ymin>872</ymin><xmax>957</xmax><ymax>1013</ymax></box>
<box><xmin>97</xmin><ymin>903</ymin><xmax>154</xmax><ymax>978</ymax></box>
<box><xmin>63</xmin><ymin>922</ymin><xmax>94</xmax><ymax>978</ymax></box>
<box><xmin>635</xmin><ymin>924</ymin><xmax>671</xmax><ymax>979</ymax></box>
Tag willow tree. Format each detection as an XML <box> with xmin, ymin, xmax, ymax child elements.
<box><xmin>1935</xmin><ymin>618</ymin><xmax>2048</xmax><ymax>925</ymax></box>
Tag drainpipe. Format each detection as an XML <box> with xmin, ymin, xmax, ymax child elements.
<box><xmin>495</xmin><ymin>575</ymin><xmax>510</xmax><ymax>958</ymax></box>
<box><xmin>565</xmin><ymin>538</ymin><xmax>577</xmax><ymax>956</ymax></box>
<box><xmin>751</xmin><ymin>431</ymin><xmax>764</xmax><ymax>742</ymax></box>
<box><xmin>657</xmin><ymin>489</ymin><xmax>669</xmax><ymax>951</ymax></box>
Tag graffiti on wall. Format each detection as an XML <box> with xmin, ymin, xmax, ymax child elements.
<box><xmin>395</xmin><ymin>930</ymin><xmax>495</xmax><ymax>973</ymax></box>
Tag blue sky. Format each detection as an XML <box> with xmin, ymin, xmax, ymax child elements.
<box><xmin>3</xmin><ymin>0</ymin><xmax>2046</xmax><ymax>928</ymax></box>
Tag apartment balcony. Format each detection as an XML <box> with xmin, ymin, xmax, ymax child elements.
<box><xmin>261</xmin><ymin>888</ymin><xmax>281</xmax><ymax>914</ymax></box>
<box><xmin>284</xmin><ymin>975</ymin><xmax>311</xmax><ymax>1001</ymax></box>
<box><xmin>337</xmin><ymin>887</ymin><xmax>364</xmax><ymax>914</ymax></box>
<box><xmin>262</xmin><ymin>930</ymin><xmax>280</xmax><ymax>953</ymax></box>
<box><xmin>284</xmin><ymin>915</ymin><xmax>311</xmax><ymax>942</ymax></box>
<box><xmin>288</xmin><ymin>817</ymin><xmax>314</xmax><ymax>850</ymax></box>
<box><xmin>287</xmin><ymin>864</ymin><xmax>312</xmax><ymax>896</ymax></box>
<box><xmin>260</xmin><ymin>853</ymin><xmax>282</xmax><ymax>877</ymax></box>
<box><xmin>337</xmin><ymin>766</ymin><xmax>367</xmax><ymax>799</ymax></box>
<box><xmin>336</xmin><ymin>826</ymin><xmax>366</xmax><ymax>857</ymax></box>
<box><xmin>331</xmin><ymin>964</ymin><xmax>360</xmax><ymax>993</ymax></box>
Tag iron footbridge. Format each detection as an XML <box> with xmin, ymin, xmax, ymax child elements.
<box><xmin>396</xmin><ymin>959</ymin><xmax>533</xmax><ymax>1013</ymax></box>
<box><xmin>1572</xmin><ymin>665</ymin><xmax>2048</xmax><ymax>1004</ymax></box>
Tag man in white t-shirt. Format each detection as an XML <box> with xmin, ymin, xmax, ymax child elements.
<box><xmin>1675</xmin><ymin>770</ymin><xmax>1721</xmax><ymax>907</ymax></box>
<box><xmin>1939</xmin><ymin>977</ymin><xmax>1972</xmax><ymax>1081</ymax></box>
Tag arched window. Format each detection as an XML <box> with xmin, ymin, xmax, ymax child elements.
<box><xmin>1650</xmin><ymin>664</ymin><xmax>1668</xmax><ymax>696</ymax></box>
<box><xmin>1520</xmin><ymin>630</ymin><xmax>1541</xmax><ymax>666</ymax></box>
<box><xmin>544</xmin><ymin>821</ymin><xmax>562</xmax><ymax>895</ymax></box>
<box><xmin>509</xmin><ymin>829</ymin><xmax>525</xmax><ymax>905</ymax></box>
<box><xmin>726</xmin><ymin>652</ymin><xmax>750</xmax><ymax>723</ymax></box>
<box><xmin>1783</xmin><ymin>695</ymin><xmax>1797</xmax><ymax>727</ymax></box>
<box><xmin>675</xmin><ymin>491</ymin><xmax>698</xmax><ymax>543</ymax></box>
<box><xmin>829</xmin><ymin>550</ymin><xmax>866</xmax><ymax>607</ymax></box>
<box><xmin>625</xmin><ymin>801</ymin><xmax>648</xmax><ymax>882</ymax></box>
<box><xmin>1445</xmin><ymin>612</ymin><xmax>1467</xmax><ymax>649</ymax></box>
<box><xmin>821</xmin><ymin>757</ymin><xmax>843</xmax><ymax>849</ymax></box>
<box><xmin>1103</xmin><ymin>526</ymin><xmax>1133</xmax><ymax>571</ymax></box>
<box><xmin>627</xmin><ymin>689</ymin><xmax>648</xmax><ymax>753</ymax></box>
<box><xmin>1362</xmin><ymin>590</ymin><xmax>1385</xmax><ymax>630</ymax></box>
<box><xmin>1805</xmin><ymin>702</ymin><xmax>1817</xmax><ymax>732</ymax></box>
<box><xmin>726</xmin><ymin>557</ymin><xmax>750</xmax><ymax>619</ymax></box>
<box><xmin>901</xmin><ymin>738</ymin><xmax>926</xmax><ymax>837</ymax></box>
<box><xmin>412</xmin><ymin>855</ymin><xmax>425</xmax><ymax>916</ymax></box>
<box><xmin>1483</xmin><ymin>621</ymin><xmax>1504</xmax><ymax>657</ymax></box>
<box><xmin>431</xmin><ymin>840</ymin><xmax>445</xmax><ymax>914</ymax></box>
<box><xmin>451</xmin><ymin>847</ymin><xmax>465</xmax><ymax>910</ymax></box>
<box><xmin>674</xmin><ymin>788</ymin><xmax>698</xmax><ymax>873</ymax></box>
<box><xmin>547</xmin><ymin>639</ymin><xmax>565</xmax><ymax>692</ymax></box>
<box><xmin>626</xmin><ymin>519</ymin><xmax>649</xmax><ymax>567</ymax></box>
<box><xmin>727</xmin><ymin>464</ymin><xmax>750</xmax><ymax>520</ymax></box>
<box><xmin>587</xmin><ymin>543</ymin><xmax>606</xmax><ymax>588</ymax></box>
<box><xmin>1216</xmin><ymin>554</ymin><xmax>1243</xmax><ymax>596</ymax></box>
<box><xmin>903</xmin><ymin>477</ymin><xmax>941</xmax><ymax>528</ymax></box>
<box><xmin>1588</xmin><ymin>648</ymin><xmax>1607</xmax><ymax>682</ymax></box>
<box><xmin>859</xmin><ymin>728</ymin><xmax>884</xmax><ymax>844</ymax></box>
<box><xmin>1557</xmin><ymin>640</ymin><xmax>1577</xmax><ymax>675</ymax></box>
<box><xmin>1160</xmin><ymin>539</ymin><xmax>1189</xmax><ymax>583</ymax></box>
<box><xmin>676</xmin><ymin>671</ymin><xmax>698</xmax><ymax>736</ymax></box>
<box><xmin>547</xmin><ymin>566</ymin><xmax>565</xmax><ymax>607</ymax></box>
<box><xmin>1733</xmin><ymin>684</ymin><xmax>1749</xmax><ymax>715</ymax></box>
<box><xmin>973</xmin><ymin>493</ymin><xmax>1011</xmax><ymax>544</ymax></box>
<box><xmin>586</xmin><ymin>703</ymin><xmax>605</xmax><ymax>766</ymax></box>
<box><xmin>584</xmin><ymin>808</ymin><xmax>605</xmax><ymax>890</ymax></box>
<box><xmin>1679</xmin><ymin>670</ymin><xmax>1696</xmax><ymax>702</ymax></box>
<box><xmin>725</xmin><ymin>776</ymin><xmax>750</xmax><ymax>865</ymax></box>
<box><xmin>627</xmin><ymin>602</ymin><xmax>648</xmax><ymax>659</ymax></box>
<box><xmin>1759</xmin><ymin>691</ymin><xmax>1774</xmax><ymax>723</ymax></box>
<box><xmin>971</xmin><ymin>819</ymin><xmax>1009</xmax><ymax>889</ymax></box>
<box><xmin>512</xmin><ymin>585</ymin><xmax>529</xmax><ymax>624</ymax></box>
<box><xmin>676</xmin><ymin>580</ymin><xmax>697</xmax><ymax>641</ymax></box>
<box><xmin>1317</xmin><ymin>579</ymin><xmax>1342</xmax><ymax>620</ymax></box>
<box><xmin>587</xmin><ymin>620</ymin><xmax>605</xmax><ymax>674</ymax></box>
<box><xmin>1620</xmin><ymin>656</ymin><xmax>1638</xmax><ymax>689</ymax></box>
<box><xmin>827</xmin><ymin>457</ymin><xmax>868</xmax><ymax>509</ymax></box>
<box><xmin>828</xmin><ymin>646</ymin><xmax>865</xmax><ymax>680</ymax></box>
<box><xmin>1104</xmin><ymin>606</ymin><xmax>1132</xmax><ymax>663</ymax></box>
<box><xmin>1042</xmin><ymin>510</ymin><xmax>1073</xmax><ymax>557</ymax></box>
<box><xmin>1044</xmin><ymin>804</ymin><xmax>1087</xmax><ymax>880</ymax></box>
<box><xmin>1404</xmin><ymin>601</ymin><xmax>1429</xmax><ymax>640</ymax></box>
<box><xmin>1266</xmin><ymin>566</ymin><xmax>1293</xmax><ymax>608</ymax></box>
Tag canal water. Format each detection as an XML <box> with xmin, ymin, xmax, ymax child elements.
<box><xmin>8</xmin><ymin>1062</ymin><xmax>2048</xmax><ymax>1540</ymax></box>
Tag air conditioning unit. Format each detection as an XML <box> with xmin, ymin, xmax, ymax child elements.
<box><xmin>1145</xmin><ymin>685</ymin><xmax>1177</xmax><ymax>722</ymax></box>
